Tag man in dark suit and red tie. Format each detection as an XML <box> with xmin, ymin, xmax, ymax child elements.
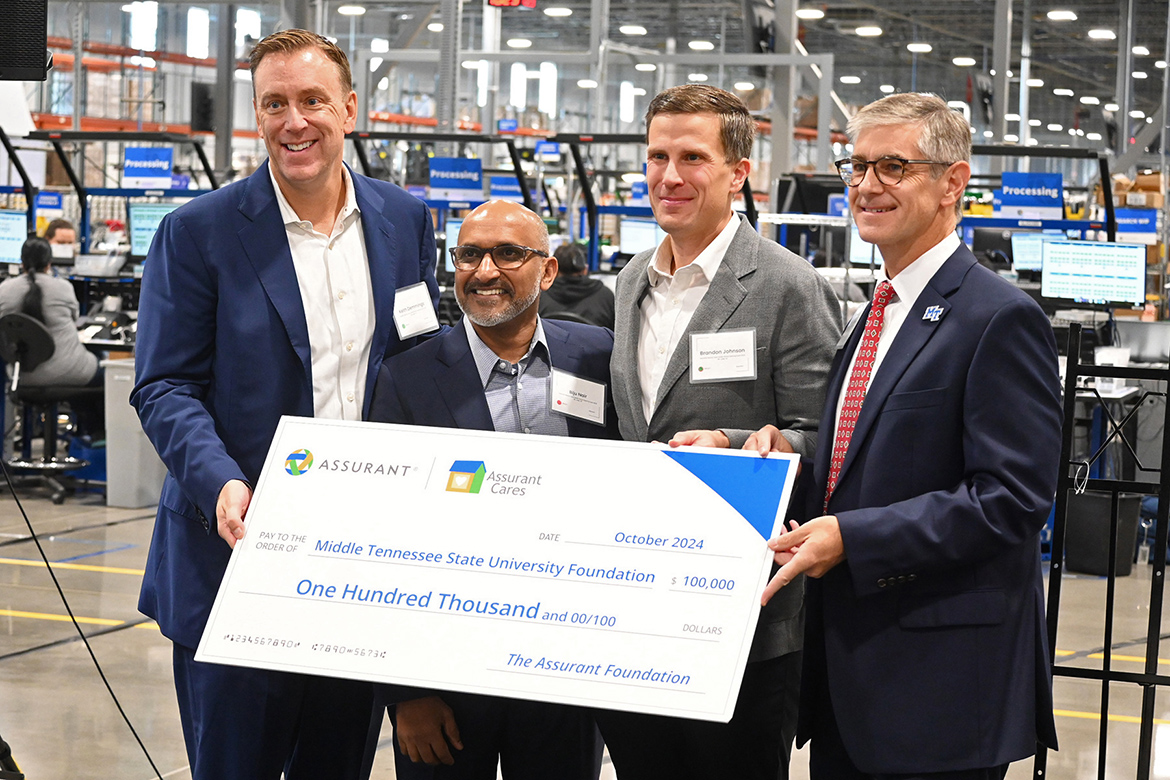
<box><xmin>748</xmin><ymin>92</ymin><xmax>1063</xmax><ymax>779</ymax></box>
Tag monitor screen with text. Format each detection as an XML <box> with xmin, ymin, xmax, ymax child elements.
<box><xmin>1041</xmin><ymin>240</ymin><xmax>1147</xmax><ymax>307</ymax></box>
<box><xmin>0</xmin><ymin>211</ymin><xmax>28</xmax><ymax>266</ymax></box>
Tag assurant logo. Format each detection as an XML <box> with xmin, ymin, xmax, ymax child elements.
<box><xmin>285</xmin><ymin>449</ymin><xmax>314</xmax><ymax>476</ymax></box>
<box><xmin>447</xmin><ymin>460</ymin><xmax>486</xmax><ymax>493</ymax></box>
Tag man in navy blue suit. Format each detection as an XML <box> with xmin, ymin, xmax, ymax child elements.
<box><xmin>749</xmin><ymin>92</ymin><xmax>1062</xmax><ymax>779</ymax></box>
<box><xmin>131</xmin><ymin>29</ymin><xmax>439</xmax><ymax>780</ymax></box>
<box><xmin>368</xmin><ymin>199</ymin><xmax>614</xmax><ymax>780</ymax></box>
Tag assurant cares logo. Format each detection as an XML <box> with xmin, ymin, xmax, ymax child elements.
<box><xmin>285</xmin><ymin>449</ymin><xmax>314</xmax><ymax>476</ymax></box>
<box><xmin>447</xmin><ymin>460</ymin><xmax>486</xmax><ymax>493</ymax></box>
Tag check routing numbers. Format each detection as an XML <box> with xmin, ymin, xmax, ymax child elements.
<box><xmin>251</xmin><ymin>528</ymin><xmax>738</xmax><ymax>680</ymax></box>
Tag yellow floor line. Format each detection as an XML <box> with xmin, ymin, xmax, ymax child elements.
<box><xmin>132</xmin><ymin>622</ymin><xmax>160</xmax><ymax>630</ymax></box>
<box><xmin>1055</xmin><ymin>709</ymin><xmax>1170</xmax><ymax>726</ymax></box>
<box><xmin>0</xmin><ymin>557</ymin><xmax>145</xmax><ymax>576</ymax></box>
<box><xmin>1086</xmin><ymin>652</ymin><xmax>1170</xmax><ymax>664</ymax></box>
<box><xmin>0</xmin><ymin>608</ymin><xmax>123</xmax><ymax>626</ymax></box>
<box><xmin>1055</xmin><ymin>649</ymin><xmax>1075</xmax><ymax>657</ymax></box>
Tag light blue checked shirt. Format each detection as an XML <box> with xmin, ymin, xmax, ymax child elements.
<box><xmin>464</xmin><ymin>318</ymin><xmax>569</xmax><ymax>437</ymax></box>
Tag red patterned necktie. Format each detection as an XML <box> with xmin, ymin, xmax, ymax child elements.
<box><xmin>825</xmin><ymin>280</ymin><xmax>895</xmax><ymax>511</ymax></box>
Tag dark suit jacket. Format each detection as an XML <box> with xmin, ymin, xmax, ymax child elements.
<box><xmin>611</xmin><ymin>216</ymin><xmax>842</xmax><ymax>662</ymax></box>
<box><xmin>369</xmin><ymin>317</ymin><xmax>619</xmax><ymax>441</ymax></box>
<box><xmin>131</xmin><ymin>162</ymin><xmax>439</xmax><ymax>650</ymax></box>
<box><xmin>799</xmin><ymin>244</ymin><xmax>1062</xmax><ymax>773</ymax></box>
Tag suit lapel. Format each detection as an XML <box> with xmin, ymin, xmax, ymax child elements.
<box><xmin>435</xmin><ymin>321</ymin><xmax>494</xmax><ymax>431</ymax></box>
<box><xmin>354</xmin><ymin>170</ymin><xmax>405</xmax><ymax>411</ymax></box>
<box><xmin>651</xmin><ymin>217</ymin><xmax>755</xmax><ymax>414</ymax></box>
<box><xmin>543</xmin><ymin>319</ymin><xmax>599</xmax><ymax>438</ymax></box>
<box><xmin>834</xmin><ymin>247</ymin><xmax>974</xmax><ymax>489</ymax></box>
<box><xmin>615</xmin><ymin>254</ymin><xmax>653</xmax><ymax>442</ymax></box>
<box><xmin>236</xmin><ymin>161</ymin><xmax>312</xmax><ymax>381</ymax></box>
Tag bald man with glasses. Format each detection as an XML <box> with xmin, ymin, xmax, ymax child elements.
<box><xmin>368</xmin><ymin>199</ymin><xmax>616</xmax><ymax>780</ymax></box>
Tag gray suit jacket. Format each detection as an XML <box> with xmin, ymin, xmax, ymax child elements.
<box><xmin>611</xmin><ymin>215</ymin><xmax>842</xmax><ymax>661</ymax></box>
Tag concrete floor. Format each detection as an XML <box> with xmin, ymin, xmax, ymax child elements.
<box><xmin>0</xmin><ymin>483</ymin><xmax>1166</xmax><ymax>780</ymax></box>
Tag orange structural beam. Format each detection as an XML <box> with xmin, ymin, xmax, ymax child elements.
<box><xmin>32</xmin><ymin>112</ymin><xmax>260</xmax><ymax>139</ymax></box>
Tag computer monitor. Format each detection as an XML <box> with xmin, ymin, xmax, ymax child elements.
<box><xmin>128</xmin><ymin>201</ymin><xmax>182</xmax><ymax>259</ymax></box>
<box><xmin>0</xmin><ymin>210</ymin><xmax>28</xmax><ymax>267</ymax></box>
<box><xmin>620</xmin><ymin>218</ymin><xmax>665</xmax><ymax>255</ymax></box>
<box><xmin>1040</xmin><ymin>240</ymin><xmax>1147</xmax><ymax>307</ymax></box>
<box><xmin>971</xmin><ymin>227</ymin><xmax>1014</xmax><ymax>266</ymax></box>
<box><xmin>1009</xmin><ymin>232</ymin><xmax>1053</xmax><ymax>272</ymax></box>
<box><xmin>847</xmin><ymin>225</ymin><xmax>880</xmax><ymax>266</ymax></box>
<box><xmin>443</xmin><ymin>218</ymin><xmax>464</xmax><ymax>275</ymax></box>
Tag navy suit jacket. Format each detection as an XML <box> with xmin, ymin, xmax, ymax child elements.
<box><xmin>368</xmin><ymin>317</ymin><xmax>619</xmax><ymax>441</ymax></box>
<box><xmin>799</xmin><ymin>244</ymin><xmax>1062</xmax><ymax>773</ymax></box>
<box><xmin>132</xmin><ymin>162</ymin><xmax>439</xmax><ymax>649</ymax></box>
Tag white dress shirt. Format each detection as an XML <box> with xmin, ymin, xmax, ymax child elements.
<box><xmin>831</xmin><ymin>231</ymin><xmax>960</xmax><ymax>440</ymax></box>
<box><xmin>271</xmin><ymin>165</ymin><xmax>374</xmax><ymax>421</ymax></box>
<box><xmin>638</xmin><ymin>214</ymin><xmax>742</xmax><ymax>424</ymax></box>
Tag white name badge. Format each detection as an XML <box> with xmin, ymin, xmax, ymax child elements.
<box><xmin>690</xmin><ymin>329</ymin><xmax>757</xmax><ymax>383</ymax></box>
<box><xmin>196</xmin><ymin>419</ymin><xmax>800</xmax><ymax>723</ymax></box>
<box><xmin>549</xmin><ymin>368</ymin><xmax>606</xmax><ymax>426</ymax></box>
<box><xmin>392</xmin><ymin>282</ymin><xmax>441</xmax><ymax>340</ymax></box>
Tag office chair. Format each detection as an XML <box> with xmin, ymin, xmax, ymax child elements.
<box><xmin>0</xmin><ymin>313</ymin><xmax>101</xmax><ymax>504</ymax></box>
<box><xmin>542</xmin><ymin>310</ymin><xmax>593</xmax><ymax>325</ymax></box>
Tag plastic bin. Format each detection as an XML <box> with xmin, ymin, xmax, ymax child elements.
<box><xmin>1064</xmin><ymin>490</ymin><xmax>1141</xmax><ymax>577</ymax></box>
<box><xmin>102</xmin><ymin>358</ymin><xmax>166</xmax><ymax>508</ymax></box>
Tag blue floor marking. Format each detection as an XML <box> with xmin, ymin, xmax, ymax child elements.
<box><xmin>53</xmin><ymin>543</ymin><xmax>136</xmax><ymax>563</ymax></box>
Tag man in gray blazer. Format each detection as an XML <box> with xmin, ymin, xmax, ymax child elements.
<box><xmin>595</xmin><ymin>84</ymin><xmax>841</xmax><ymax>780</ymax></box>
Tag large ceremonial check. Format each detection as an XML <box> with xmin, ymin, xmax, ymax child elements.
<box><xmin>196</xmin><ymin>417</ymin><xmax>798</xmax><ymax>722</ymax></box>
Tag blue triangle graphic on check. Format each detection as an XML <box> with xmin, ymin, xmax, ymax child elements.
<box><xmin>661</xmin><ymin>450</ymin><xmax>791</xmax><ymax>539</ymax></box>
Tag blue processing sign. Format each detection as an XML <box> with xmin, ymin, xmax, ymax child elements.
<box><xmin>429</xmin><ymin>157</ymin><xmax>484</xmax><ymax>200</ymax></box>
<box><xmin>998</xmin><ymin>172</ymin><xmax>1063</xmax><ymax>218</ymax></box>
<box><xmin>124</xmin><ymin>147</ymin><xmax>175</xmax><ymax>189</ymax></box>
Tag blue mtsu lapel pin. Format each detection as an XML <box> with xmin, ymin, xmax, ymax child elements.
<box><xmin>922</xmin><ymin>305</ymin><xmax>945</xmax><ymax>322</ymax></box>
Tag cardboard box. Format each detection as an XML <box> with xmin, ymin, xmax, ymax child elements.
<box><xmin>1126</xmin><ymin>190</ymin><xmax>1165</xmax><ymax>209</ymax></box>
<box><xmin>1133</xmin><ymin>172</ymin><xmax>1165</xmax><ymax>192</ymax></box>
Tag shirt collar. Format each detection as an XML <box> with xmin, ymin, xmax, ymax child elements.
<box><xmin>646</xmin><ymin>212</ymin><xmax>742</xmax><ymax>287</ymax></box>
<box><xmin>269</xmin><ymin>163</ymin><xmax>361</xmax><ymax>230</ymax></box>
<box><xmin>464</xmin><ymin>317</ymin><xmax>550</xmax><ymax>388</ymax></box>
<box><xmin>886</xmin><ymin>231</ymin><xmax>960</xmax><ymax>311</ymax></box>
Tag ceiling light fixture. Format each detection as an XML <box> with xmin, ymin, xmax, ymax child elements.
<box><xmin>337</xmin><ymin>5</ymin><xmax>365</xmax><ymax>15</ymax></box>
<box><xmin>1104</xmin><ymin>102</ymin><xmax>1120</xmax><ymax>111</ymax></box>
<box><xmin>427</xmin><ymin>22</ymin><xmax>443</xmax><ymax>32</ymax></box>
<box><xmin>839</xmin><ymin>75</ymin><xmax>861</xmax><ymax>84</ymax></box>
<box><xmin>1047</xmin><ymin>10</ymin><xmax>1077</xmax><ymax>21</ymax></box>
<box><xmin>619</xmin><ymin>25</ymin><xmax>647</xmax><ymax>36</ymax></box>
<box><xmin>506</xmin><ymin>38</ymin><xmax>532</xmax><ymax>48</ymax></box>
<box><xmin>543</xmin><ymin>6</ymin><xmax>572</xmax><ymax>16</ymax></box>
<box><xmin>688</xmin><ymin>40</ymin><xmax>715</xmax><ymax>51</ymax></box>
<box><xmin>1053</xmin><ymin>88</ymin><xmax>1074</xmax><ymax>96</ymax></box>
<box><xmin>1080</xmin><ymin>96</ymin><xmax>1100</xmax><ymax>105</ymax></box>
<box><xmin>1026</xmin><ymin>78</ymin><xmax>1044</xmax><ymax>87</ymax></box>
<box><xmin>1133</xmin><ymin>45</ymin><xmax>1150</xmax><ymax>56</ymax></box>
<box><xmin>1134</xmin><ymin>71</ymin><xmax>1149</xmax><ymax>79</ymax></box>
<box><xmin>734</xmin><ymin>82</ymin><xmax>756</xmax><ymax>91</ymax></box>
<box><xmin>688</xmin><ymin>73</ymin><xmax>708</xmax><ymax>82</ymax></box>
<box><xmin>1047</xmin><ymin>123</ymin><xmax>1063</xmax><ymax>131</ymax></box>
<box><xmin>1086</xmin><ymin>132</ymin><xmax>1103</xmax><ymax>141</ymax></box>
<box><xmin>1087</xmin><ymin>29</ymin><xmax>1116</xmax><ymax>40</ymax></box>
<box><xmin>855</xmin><ymin>26</ymin><xmax>883</xmax><ymax>37</ymax></box>
<box><xmin>906</xmin><ymin>42</ymin><xmax>933</xmax><ymax>53</ymax></box>
<box><xmin>1130</xmin><ymin>109</ymin><xmax>1146</xmax><ymax>118</ymax></box>
<box><xmin>879</xmin><ymin>84</ymin><xmax>895</xmax><ymax>93</ymax></box>
<box><xmin>1005</xmin><ymin>134</ymin><xmax>1019</xmax><ymax>142</ymax></box>
<box><xmin>796</xmin><ymin>8</ymin><xmax>825</xmax><ymax>19</ymax></box>
<box><xmin>635</xmin><ymin>63</ymin><xmax>657</xmax><ymax>72</ymax></box>
<box><xmin>577</xmin><ymin>79</ymin><xmax>598</xmax><ymax>89</ymax></box>
<box><xmin>1005</xmin><ymin>113</ymin><xmax>1020</xmax><ymax>121</ymax></box>
<box><xmin>1028</xmin><ymin>118</ymin><xmax>1042</xmax><ymax>126</ymax></box>
<box><xmin>953</xmin><ymin>57</ymin><xmax>977</xmax><ymax>67</ymax></box>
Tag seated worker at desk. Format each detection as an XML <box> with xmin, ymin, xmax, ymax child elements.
<box><xmin>0</xmin><ymin>237</ymin><xmax>103</xmax><ymax>433</ymax></box>
<box><xmin>538</xmin><ymin>242</ymin><xmax>616</xmax><ymax>329</ymax></box>
<box><xmin>369</xmin><ymin>199</ymin><xmax>616</xmax><ymax>780</ymax></box>
<box><xmin>45</xmin><ymin>219</ymin><xmax>79</xmax><ymax>261</ymax></box>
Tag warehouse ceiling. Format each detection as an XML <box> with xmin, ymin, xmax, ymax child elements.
<box><xmin>325</xmin><ymin>0</ymin><xmax>1167</xmax><ymax>146</ymax></box>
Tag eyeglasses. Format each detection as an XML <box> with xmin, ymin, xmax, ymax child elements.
<box><xmin>448</xmin><ymin>244</ymin><xmax>548</xmax><ymax>270</ymax></box>
<box><xmin>834</xmin><ymin>156</ymin><xmax>955</xmax><ymax>187</ymax></box>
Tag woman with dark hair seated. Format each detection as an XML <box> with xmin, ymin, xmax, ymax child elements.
<box><xmin>0</xmin><ymin>237</ymin><xmax>102</xmax><ymax>431</ymax></box>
